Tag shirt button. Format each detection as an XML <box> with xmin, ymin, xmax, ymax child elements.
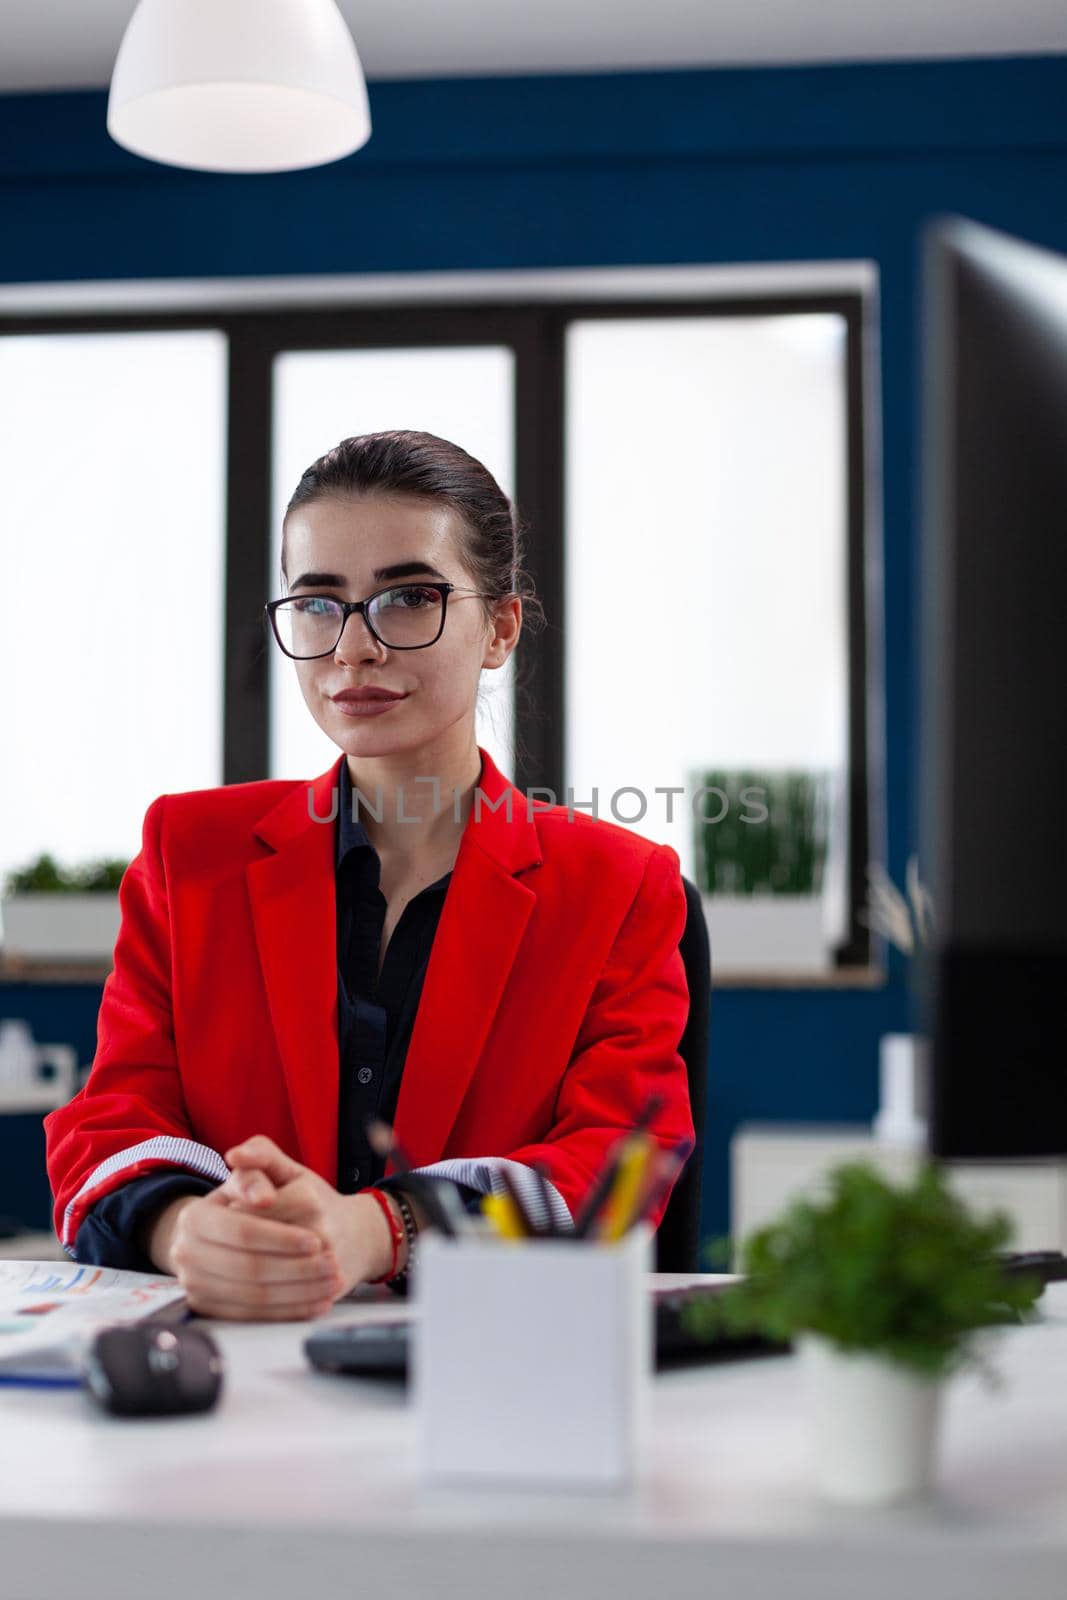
<box><xmin>357</xmin><ymin>1066</ymin><xmax>374</xmax><ymax>1085</ymax></box>
<box><xmin>350</xmin><ymin>1166</ymin><xmax>361</xmax><ymax>1185</ymax></box>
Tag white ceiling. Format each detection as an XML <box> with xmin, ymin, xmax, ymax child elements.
<box><xmin>1</xmin><ymin>0</ymin><xmax>1066</xmax><ymax>93</ymax></box>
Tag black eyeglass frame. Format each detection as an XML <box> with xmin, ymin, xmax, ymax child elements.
<box><xmin>264</xmin><ymin>581</ymin><xmax>494</xmax><ymax>659</ymax></box>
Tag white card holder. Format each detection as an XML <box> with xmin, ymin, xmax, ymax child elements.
<box><xmin>413</xmin><ymin>1222</ymin><xmax>654</xmax><ymax>1489</ymax></box>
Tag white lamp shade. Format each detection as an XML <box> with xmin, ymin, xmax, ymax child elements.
<box><xmin>107</xmin><ymin>0</ymin><xmax>372</xmax><ymax>173</ymax></box>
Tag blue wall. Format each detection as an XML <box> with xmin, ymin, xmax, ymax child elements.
<box><xmin>3</xmin><ymin>56</ymin><xmax>1066</xmax><ymax>1247</ymax></box>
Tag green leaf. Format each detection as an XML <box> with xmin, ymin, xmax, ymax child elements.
<box><xmin>682</xmin><ymin>1159</ymin><xmax>1043</xmax><ymax>1383</ymax></box>
<box><xmin>3</xmin><ymin>853</ymin><xmax>129</xmax><ymax>895</ymax></box>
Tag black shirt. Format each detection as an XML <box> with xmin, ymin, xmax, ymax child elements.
<box><xmin>73</xmin><ymin>758</ymin><xmax>480</xmax><ymax>1271</ymax></box>
<box><xmin>333</xmin><ymin>753</ymin><xmax>451</xmax><ymax>1194</ymax></box>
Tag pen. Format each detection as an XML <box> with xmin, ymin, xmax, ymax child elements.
<box><xmin>425</xmin><ymin>1177</ymin><xmax>477</xmax><ymax>1238</ymax></box>
<box><xmin>630</xmin><ymin>1090</ymin><xmax>666</xmax><ymax>1139</ymax></box>
<box><xmin>365</xmin><ymin>1115</ymin><xmax>415</xmax><ymax>1174</ymax></box>
<box><xmin>573</xmin><ymin>1091</ymin><xmax>666</xmax><ymax>1239</ymax></box>
<box><xmin>364</xmin><ymin>1117</ymin><xmax>457</xmax><ymax>1239</ymax></box>
<box><xmin>0</xmin><ymin>1374</ymin><xmax>85</xmax><ymax>1390</ymax></box>
<box><xmin>624</xmin><ymin>1142</ymin><xmax>689</xmax><ymax>1235</ymax></box>
<box><xmin>573</xmin><ymin>1145</ymin><xmax>627</xmax><ymax>1240</ymax></box>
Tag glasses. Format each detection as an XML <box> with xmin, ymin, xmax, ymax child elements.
<box><xmin>265</xmin><ymin>582</ymin><xmax>491</xmax><ymax>659</ymax></box>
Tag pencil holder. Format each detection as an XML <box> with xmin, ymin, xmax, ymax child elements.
<box><xmin>413</xmin><ymin>1222</ymin><xmax>654</xmax><ymax>1489</ymax></box>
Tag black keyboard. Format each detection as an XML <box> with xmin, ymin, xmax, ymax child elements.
<box><xmin>305</xmin><ymin>1280</ymin><xmax>791</xmax><ymax>1381</ymax></box>
<box><xmin>653</xmin><ymin>1282</ymin><xmax>792</xmax><ymax>1366</ymax></box>
<box><xmin>304</xmin><ymin>1251</ymin><xmax>1066</xmax><ymax>1382</ymax></box>
<box><xmin>995</xmin><ymin>1249</ymin><xmax>1067</xmax><ymax>1283</ymax></box>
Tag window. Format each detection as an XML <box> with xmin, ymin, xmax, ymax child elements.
<box><xmin>269</xmin><ymin>344</ymin><xmax>516</xmax><ymax>783</ymax></box>
<box><xmin>0</xmin><ymin>329</ymin><xmax>226</xmax><ymax>905</ymax></box>
<box><xmin>0</xmin><ymin>267</ymin><xmax>875</xmax><ymax>972</ymax></box>
<box><xmin>565</xmin><ymin>310</ymin><xmax>854</xmax><ymax>968</ymax></box>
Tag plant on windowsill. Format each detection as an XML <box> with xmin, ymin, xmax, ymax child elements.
<box><xmin>858</xmin><ymin>854</ymin><xmax>936</xmax><ymax>1145</ymax></box>
<box><xmin>686</xmin><ymin>1160</ymin><xmax>1044</xmax><ymax>1505</ymax></box>
<box><xmin>689</xmin><ymin>767</ymin><xmax>834</xmax><ymax>975</ymax></box>
<box><xmin>1</xmin><ymin>852</ymin><xmax>128</xmax><ymax>962</ymax></box>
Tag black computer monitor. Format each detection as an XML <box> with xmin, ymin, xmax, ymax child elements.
<box><xmin>918</xmin><ymin>215</ymin><xmax>1067</xmax><ymax>1160</ymax></box>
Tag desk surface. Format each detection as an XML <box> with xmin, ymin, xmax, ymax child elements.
<box><xmin>1</xmin><ymin>1273</ymin><xmax>1065</xmax><ymax>1600</ymax></box>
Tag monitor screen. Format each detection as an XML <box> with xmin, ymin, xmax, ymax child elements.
<box><xmin>918</xmin><ymin>216</ymin><xmax>1067</xmax><ymax>1159</ymax></box>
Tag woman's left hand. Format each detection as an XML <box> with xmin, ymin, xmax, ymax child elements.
<box><xmin>219</xmin><ymin>1136</ymin><xmax>396</xmax><ymax>1302</ymax></box>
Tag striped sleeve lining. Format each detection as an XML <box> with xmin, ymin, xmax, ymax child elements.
<box><xmin>405</xmin><ymin>1156</ymin><xmax>575</xmax><ymax>1233</ymax></box>
<box><xmin>61</xmin><ymin>1136</ymin><xmax>231</xmax><ymax>1250</ymax></box>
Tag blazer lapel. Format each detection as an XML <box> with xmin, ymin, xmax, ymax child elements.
<box><xmin>390</xmin><ymin>750</ymin><xmax>542</xmax><ymax>1170</ymax></box>
<box><xmin>245</xmin><ymin>758</ymin><xmax>344</xmax><ymax>1182</ymax></box>
<box><xmin>245</xmin><ymin>746</ymin><xmax>542</xmax><ymax>1185</ymax></box>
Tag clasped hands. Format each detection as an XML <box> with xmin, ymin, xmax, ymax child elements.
<box><xmin>162</xmin><ymin>1134</ymin><xmax>399</xmax><ymax>1322</ymax></box>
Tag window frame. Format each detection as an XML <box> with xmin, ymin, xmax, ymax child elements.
<box><xmin>0</xmin><ymin>273</ymin><xmax>876</xmax><ymax>969</ymax></box>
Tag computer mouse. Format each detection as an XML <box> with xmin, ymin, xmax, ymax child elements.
<box><xmin>82</xmin><ymin>1323</ymin><xmax>224</xmax><ymax>1417</ymax></box>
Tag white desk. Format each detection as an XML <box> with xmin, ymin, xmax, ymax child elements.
<box><xmin>1</xmin><ymin>1274</ymin><xmax>1065</xmax><ymax>1600</ymax></box>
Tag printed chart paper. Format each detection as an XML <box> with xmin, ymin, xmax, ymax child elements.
<box><xmin>0</xmin><ymin>1260</ymin><xmax>187</xmax><ymax>1381</ymax></box>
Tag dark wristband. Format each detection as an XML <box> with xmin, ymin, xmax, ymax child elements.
<box><xmin>385</xmin><ymin>1186</ymin><xmax>419</xmax><ymax>1290</ymax></box>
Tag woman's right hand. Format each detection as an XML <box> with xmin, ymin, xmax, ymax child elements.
<box><xmin>144</xmin><ymin>1187</ymin><xmax>344</xmax><ymax>1321</ymax></box>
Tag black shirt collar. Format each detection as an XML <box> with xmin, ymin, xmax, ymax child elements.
<box><xmin>336</xmin><ymin>755</ymin><xmax>374</xmax><ymax>869</ymax></box>
<box><xmin>335</xmin><ymin>755</ymin><xmax>454</xmax><ymax>895</ymax></box>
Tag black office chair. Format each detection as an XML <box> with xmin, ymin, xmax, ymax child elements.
<box><xmin>653</xmin><ymin>874</ymin><xmax>711</xmax><ymax>1273</ymax></box>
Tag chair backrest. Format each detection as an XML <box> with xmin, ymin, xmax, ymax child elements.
<box><xmin>653</xmin><ymin>874</ymin><xmax>711</xmax><ymax>1272</ymax></box>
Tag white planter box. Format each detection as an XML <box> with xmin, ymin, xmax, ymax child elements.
<box><xmin>0</xmin><ymin>893</ymin><xmax>121</xmax><ymax>960</ymax></box>
<box><xmin>414</xmin><ymin>1224</ymin><xmax>653</xmax><ymax>1488</ymax></box>
<box><xmin>701</xmin><ymin>892</ymin><xmax>831</xmax><ymax>973</ymax></box>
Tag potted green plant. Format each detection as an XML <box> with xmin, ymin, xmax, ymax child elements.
<box><xmin>1</xmin><ymin>852</ymin><xmax>128</xmax><ymax>961</ymax></box>
<box><xmin>684</xmin><ymin>1160</ymin><xmax>1044</xmax><ymax>1505</ymax></box>
<box><xmin>689</xmin><ymin>767</ymin><xmax>837</xmax><ymax>973</ymax></box>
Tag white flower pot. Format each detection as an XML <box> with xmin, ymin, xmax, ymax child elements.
<box><xmin>797</xmin><ymin>1332</ymin><xmax>944</xmax><ymax>1504</ymax></box>
<box><xmin>0</xmin><ymin>893</ymin><xmax>121</xmax><ymax>960</ymax></box>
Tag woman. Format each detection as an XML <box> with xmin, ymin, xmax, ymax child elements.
<box><xmin>44</xmin><ymin>430</ymin><xmax>695</xmax><ymax>1321</ymax></box>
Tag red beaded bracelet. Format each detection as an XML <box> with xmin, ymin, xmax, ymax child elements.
<box><xmin>364</xmin><ymin>1187</ymin><xmax>404</xmax><ymax>1284</ymax></box>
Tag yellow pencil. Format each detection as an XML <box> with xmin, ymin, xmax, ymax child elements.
<box><xmin>481</xmin><ymin>1192</ymin><xmax>527</xmax><ymax>1240</ymax></box>
<box><xmin>596</xmin><ymin>1135</ymin><xmax>655</xmax><ymax>1241</ymax></box>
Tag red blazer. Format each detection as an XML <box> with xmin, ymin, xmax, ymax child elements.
<box><xmin>44</xmin><ymin>745</ymin><xmax>695</xmax><ymax>1255</ymax></box>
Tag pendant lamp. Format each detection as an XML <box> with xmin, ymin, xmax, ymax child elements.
<box><xmin>107</xmin><ymin>0</ymin><xmax>372</xmax><ymax>173</ymax></box>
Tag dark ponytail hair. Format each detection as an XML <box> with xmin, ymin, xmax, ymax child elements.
<box><xmin>282</xmin><ymin>429</ymin><xmax>548</xmax><ymax>757</ymax></box>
